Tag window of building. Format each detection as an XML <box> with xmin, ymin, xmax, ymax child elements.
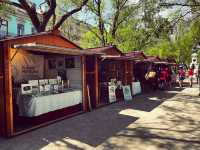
<box><xmin>17</xmin><ymin>24</ymin><xmax>24</xmax><ymax>36</ymax></box>
<box><xmin>0</xmin><ymin>18</ymin><xmax>8</xmax><ymax>38</ymax></box>
<box><xmin>31</xmin><ymin>27</ymin><xmax>36</xmax><ymax>34</ymax></box>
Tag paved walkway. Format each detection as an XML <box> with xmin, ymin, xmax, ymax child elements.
<box><xmin>0</xmin><ymin>85</ymin><xmax>200</xmax><ymax>150</ymax></box>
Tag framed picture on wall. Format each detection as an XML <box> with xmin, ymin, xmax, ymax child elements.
<box><xmin>65</xmin><ymin>57</ymin><xmax>75</xmax><ymax>68</ymax></box>
<box><xmin>48</xmin><ymin>59</ymin><xmax>56</xmax><ymax>69</ymax></box>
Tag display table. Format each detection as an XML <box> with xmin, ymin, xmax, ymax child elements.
<box><xmin>17</xmin><ymin>89</ymin><xmax>82</xmax><ymax>117</ymax></box>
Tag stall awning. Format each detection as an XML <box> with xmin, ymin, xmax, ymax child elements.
<box><xmin>14</xmin><ymin>43</ymin><xmax>103</xmax><ymax>55</ymax></box>
<box><xmin>153</xmin><ymin>61</ymin><xmax>169</xmax><ymax>64</ymax></box>
<box><xmin>101</xmin><ymin>55</ymin><xmax>141</xmax><ymax>61</ymax></box>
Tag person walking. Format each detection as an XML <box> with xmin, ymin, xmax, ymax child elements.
<box><xmin>178</xmin><ymin>66</ymin><xmax>185</xmax><ymax>88</ymax></box>
<box><xmin>158</xmin><ymin>67</ymin><xmax>167</xmax><ymax>90</ymax></box>
<box><xmin>188</xmin><ymin>67</ymin><xmax>194</xmax><ymax>87</ymax></box>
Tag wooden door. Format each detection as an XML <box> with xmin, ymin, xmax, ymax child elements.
<box><xmin>0</xmin><ymin>43</ymin><xmax>6</xmax><ymax>136</ymax></box>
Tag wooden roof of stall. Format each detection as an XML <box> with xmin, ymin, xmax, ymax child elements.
<box><xmin>0</xmin><ymin>30</ymin><xmax>82</xmax><ymax>49</ymax></box>
<box><xmin>14</xmin><ymin>43</ymin><xmax>100</xmax><ymax>55</ymax></box>
<box><xmin>87</xmin><ymin>45</ymin><xmax>123</xmax><ymax>56</ymax></box>
<box><xmin>144</xmin><ymin>56</ymin><xmax>161</xmax><ymax>62</ymax></box>
<box><xmin>0</xmin><ymin>30</ymin><xmax>102</xmax><ymax>55</ymax></box>
<box><xmin>125</xmin><ymin>51</ymin><xmax>147</xmax><ymax>60</ymax></box>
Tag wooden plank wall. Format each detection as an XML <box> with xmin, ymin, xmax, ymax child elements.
<box><xmin>85</xmin><ymin>55</ymin><xmax>98</xmax><ymax>109</ymax></box>
<box><xmin>0</xmin><ymin>42</ymin><xmax>6</xmax><ymax>136</ymax></box>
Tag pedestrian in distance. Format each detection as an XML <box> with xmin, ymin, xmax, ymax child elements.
<box><xmin>178</xmin><ymin>66</ymin><xmax>185</xmax><ymax>88</ymax></box>
<box><xmin>188</xmin><ymin>67</ymin><xmax>194</xmax><ymax>88</ymax></box>
<box><xmin>158</xmin><ymin>67</ymin><xmax>167</xmax><ymax>90</ymax></box>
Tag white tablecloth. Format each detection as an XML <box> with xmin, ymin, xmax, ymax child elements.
<box><xmin>17</xmin><ymin>90</ymin><xmax>82</xmax><ymax>117</ymax></box>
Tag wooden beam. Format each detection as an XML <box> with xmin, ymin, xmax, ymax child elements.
<box><xmin>124</xmin><ymin>61</ymin><xmax>128</xmax><ymax>85</ymax></box>
<box><xmin>95</xmin><ymin>56</ymin><xmax>99</xmax><ymax>107</ymax></box>
<box><xmin>0</xmin><ymin>42</ymin><xmax>6</xmax><ymax>136</ymax></box>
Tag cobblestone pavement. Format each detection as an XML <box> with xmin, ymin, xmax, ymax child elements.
<box><xmin>0</xmin><ymin>85</ymin><xmax>200</xmax><ymax>150</ymax></box>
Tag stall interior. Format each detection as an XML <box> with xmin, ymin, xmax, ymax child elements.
<box><xmin>11</xmin><ymin>49</ymin><xmax>83</xmax><ymax>132</ymax></box>
<box><xmin>99</xmin><ymin>59</ymin><xmax>125</xmax><ymax>105</ymax></box>
<box><xmin>133</xmin><ymin>61</ymin><xmax>151</xmax><ymax>92</ymax></box>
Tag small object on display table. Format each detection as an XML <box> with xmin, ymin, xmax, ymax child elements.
<box><xmin>21</xmin><ymin>84</ymin><xmax>32</xmax><ymax>95</ymax></box>
<box><xmin>18</xmin><ymin>77</ymin><xmax>81</xmax><ymax>117</ymax></box>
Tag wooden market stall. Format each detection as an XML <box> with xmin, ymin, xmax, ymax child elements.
<box><xmin>0</xmin><ymin>30</ymin><xmax>99</xmax><ymax>137</ymax></box>
<box><xmin>87</xmin><ymin>46</ymin><xmax>134</xmax><ymax>107</ymax></box>
<box><xmin>125</xmin><ymin>51</ymin><xmax>149</xmax><ymax>92</ymax></box>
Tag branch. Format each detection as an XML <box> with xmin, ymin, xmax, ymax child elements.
<box><xmin>111</xmin><ymin>0</ymin><xmax>141</xmax><ymax>38</ymax></box>
<box><xmin>18</xmin><ymin>0</ymin><xmax>41</xmax><ymax>31</ymax></box>
<box><xmin>141</xmin><ymin>10</ymin><xmax>194</xmax><ymax>49</ymax></box>
<box><xmin>160</xmin><ymin>3</ymin><xmax>200</xmax><ymax>7</ymax></box>
<box><xmin>119</xmin><ymin>0</ymin><xmax>128</xmax><ymax>10</ymax></box>
<box><xmin>53</xmin><ymin>0</ymin><xmax>89</xmax><ymax>30</ymax></box>
<box><xmin>79</xmin><ymin>20</ymin><xmax>102</xmax><ymax>41</ymax></box>
<box><xmin>1</xmin><ymin>0</ymin><xmax>23</xmax><ymax>9</ymax></box>
<box><xmin>40</xmin><ymin>0</ymin><xmax>56</xmax><ymax>31</ymax></box>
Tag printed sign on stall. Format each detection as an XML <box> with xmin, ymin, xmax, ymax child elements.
<box><xmin>12</xmin><ymin>50</ymin><xmax>44</xmax><ymax>82</ymax></box>
<box><xmin>108</xmin><ymin>85</ymin><xmax>117</xmax><ymax>103</ymax></box>
<box><xmin>132</xmin><ymin>82</ymin><xmax>142</xmax><ymax>96</ymax></box>
<box><xmin>122</xmin><ymin>85</ymin><xmax>132</xmax><ymax>101</ymax></box>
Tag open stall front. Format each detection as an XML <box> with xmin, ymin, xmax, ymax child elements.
<box><xmin>125</xmin><ymin>51</ymin><xmax>148</xmax><ymax>94</ymax></box>
<box><xmin>87</xmin><ymin>46</ymin><xmax>134</xmax><ymax>108</ymax></box>
<box><xmin>0</xmin><ymin>31</ymin><xmax>98</xmax><ymax>137</ymax></box>
<box><xmin>98</xmin><ymin>56</ymin><xmax>134</xmax><ymax>106</ymax></box>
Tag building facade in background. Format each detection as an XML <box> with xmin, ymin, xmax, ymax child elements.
<box><xmin>0</xmin><ymin>5</ymin><xmax>36</xmax><ymax>39</ymax></box>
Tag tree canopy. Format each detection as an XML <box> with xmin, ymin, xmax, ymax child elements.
<box><xmin>1</xmin><ymin>0</ymin><xmax>200</xmax><ymax>64</ymax></box>
<box><xmin>1</xmin><ymin>0</ymin><xmax>89</xmax><ymax>32</ymax></box>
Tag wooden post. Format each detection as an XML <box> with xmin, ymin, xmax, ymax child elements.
<box><xmin>124</xmin><ymin>61</ymin><xmax>128</xmax><ymax>85</ymax></box>
<box><xmin>82</xmin><ymin>55</ymin><xmax>88</xmax><ymax>112</ymax></box>
<box><xmin>87</xmin><ymin>85</ymin><xmax>92</xmax><ymax>111</ymax></box>
<box><xmin>0</xmin><ymin>42</ymin><xmax>6</xmax><ymax>136</ymax></box>
<box><xmin>4</xmin><ymin>43</ymin><xmax>14</xmax><ymax>137</ymax></box>
<box><xmin>95</xmin><ymin>56</ymin><xmax>99</xmax><ymax>107</ymax></box>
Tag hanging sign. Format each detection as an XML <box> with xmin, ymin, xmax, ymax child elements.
<box><xmin>12</xmin><ymin>50</ymin><xmax>44</xmax><ymax>82</ymax></box>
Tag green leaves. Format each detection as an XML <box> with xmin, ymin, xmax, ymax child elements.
<box><xmin>80</xmin><ymin>27</ymin><xmax>101</xmax><ymax>48</ymax></box>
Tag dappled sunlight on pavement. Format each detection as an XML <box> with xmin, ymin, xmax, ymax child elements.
<box><xmin>0</xmin><ymin>85</ymin><xmax>200</xmax><ymax>150</ymax></box>
<box><xmin>96</xmin><ymin>86</ymin><xmax>200</xmax><ymax>150</ymax></box>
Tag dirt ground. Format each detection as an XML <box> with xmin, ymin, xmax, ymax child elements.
<box><xmin>0</xmin><ymin>85</ymin><xmax>200</xmax><ymax>150</ymax></box>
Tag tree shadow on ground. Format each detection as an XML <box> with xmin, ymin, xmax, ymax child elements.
<box><xmin>101</xmin><ymin>92</ymin><xmax>200</xmax><ymax>150</ymax></box>
<box><xmin>0</xmin><ymin>103</ymin><xmax>138</xmax><ymax>150</ymax></box>
<box><xmin>0</xmin><ymin>87</ymin><xmax>188</xmax><ymax>150</ymax></box>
